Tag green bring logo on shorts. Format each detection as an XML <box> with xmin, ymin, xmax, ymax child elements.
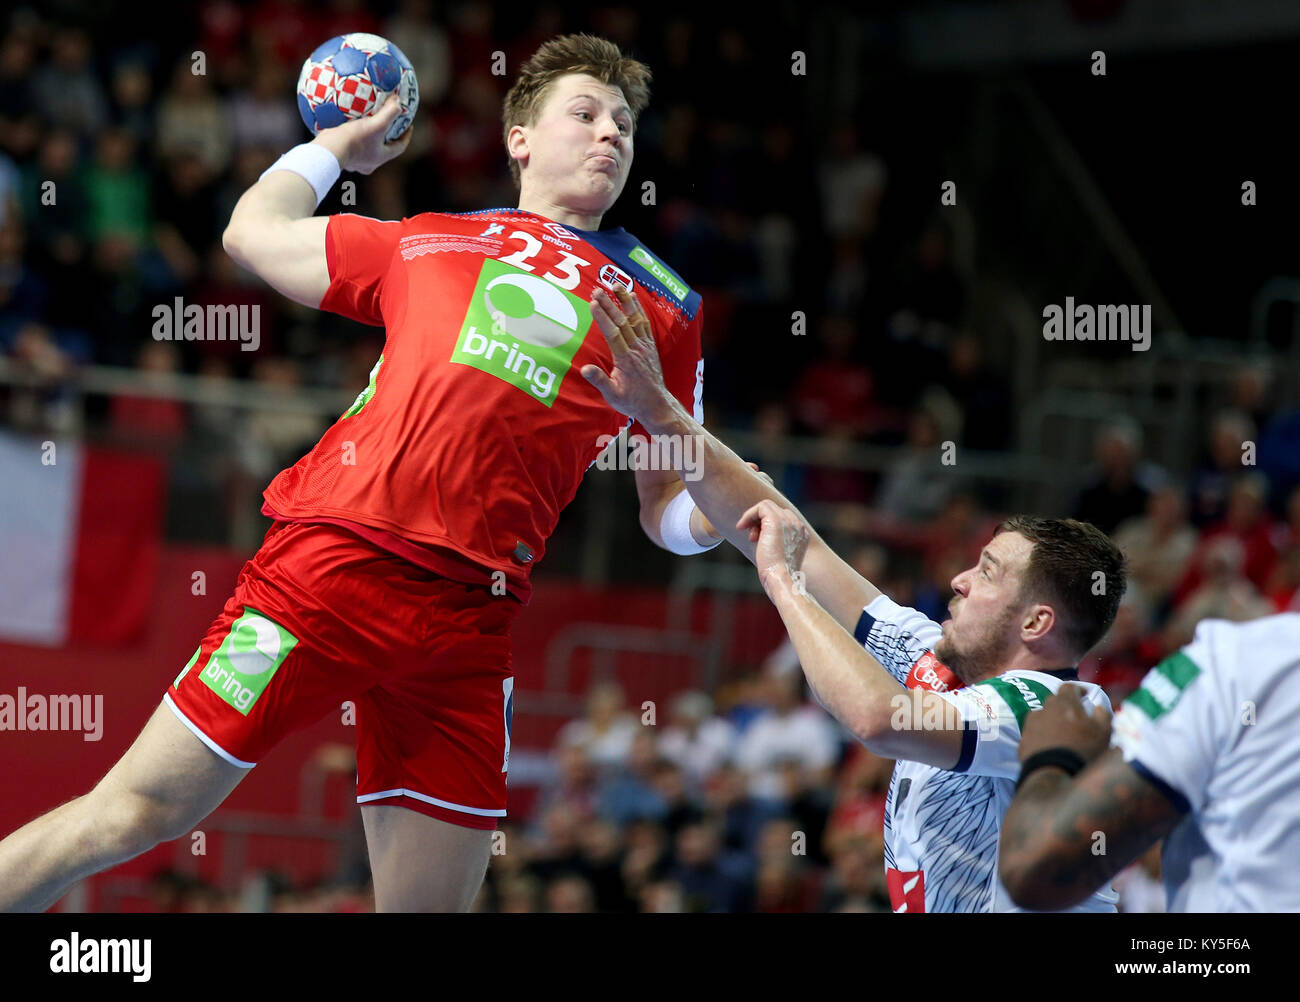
<box><xmin>450</xmin><ymin>258</ymin><xmax>592</xmax><ymax>407</ymax></box>
<box><xmin>197</xmin><ymin>608</ymin><xmax>297</xmax><ymax>715</ymax></box>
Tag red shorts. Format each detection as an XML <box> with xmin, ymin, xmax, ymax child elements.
<box><xmin>165</xmin><ymin>520</ymin><xmax>521</xmax><ymax>829</ymax></box>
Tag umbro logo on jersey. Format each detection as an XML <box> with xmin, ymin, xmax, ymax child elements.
<box><xmin>542</xmin><ymin>221</ymin><xmax>575</xmax><ymax>240</ymax></box>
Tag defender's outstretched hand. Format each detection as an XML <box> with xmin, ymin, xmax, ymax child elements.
<box><xmin>737</xmin><ymin>499</ymin><xmax>811</xmax><ymax>594</ymax></box>
<box><xmin>581</xmin><ymin>287</ymin><xmax>676</xmax><ymax>426</ymax></box>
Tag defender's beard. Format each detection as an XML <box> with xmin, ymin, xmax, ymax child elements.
<box><xmin>935</xmin><ymin>605</ymin><xmax>1019</xmax><ymax>684</ymax></box>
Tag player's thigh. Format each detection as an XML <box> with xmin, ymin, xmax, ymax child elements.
<box><xmin>360</xmin><ymin>804</ymin><xmax>493</xmax><ymax>912</ymax></box>
<box><xmin>92</xmin><ymin>701</ymin><xmax>250</xmax><ymax>845</ymax></box>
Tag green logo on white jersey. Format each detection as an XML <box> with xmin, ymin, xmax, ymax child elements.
<box><xmin>199</xmin><ymin>608</ymin><xmax>297</xmax><ymax>715</ymax></box>
<box><xmin>450</xmin><ymin>258</ymin><xmax>592</xmax><ymax>407</ymax></box>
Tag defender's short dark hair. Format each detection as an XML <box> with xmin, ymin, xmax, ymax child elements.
<box><xmin>994</xmin><ymin>516</ymin><xmax>1127</xmax><ymax>658</ymax></box>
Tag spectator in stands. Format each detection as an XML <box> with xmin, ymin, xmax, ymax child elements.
<box><xmin>1175</xmin><ymin>473</ymin><xmax>1278</xmax><ymax>603</ymax></box>
<box><xmin>1071</xmin><ymin>418</ymin><xmax>1165</xmax><ymax>535</ymax></box>
<box><xmin>658</xmin><ymin>690</ymin><xmax>737</xmax><ymax>788</ymax></box>
<box><xmin>1266</xmin><ymin>486</ymin><xmax>1300</xmax><ymax>610</ymax></box>
<box><xmin>544</xmin><ymin>874</ymin><xmax>596</xmax><ymax>913</ymax></box>
<box><xmin>0</xmin><ymin>30</ymin><xmax>38</xmax><ymax>155</ymax></box>
<box><xmin>0</xmin><ymin>222</ymin><xmax>48</xmax><ymax>342</ymax></box>
<box><xmin>818</xmin><ymin>837</ymin><xmax>891</xmax><ymax>912</ymax></box>
<box><xmin>596</xmin><ymin>730</ymin><xmax>667</xmax><ymax>827</ymax></box>
<box><xmin>790</xmin><ymin>315</ymin><xmax>883</xmax><ymax>444</ymax></box>
<box><xmin>666</xmin><ymin>818</ymin><xmax>751</xmax><ymax>913</ymax></box>
<box><xmin>818</xmin><ymin>121</ymin><xmax>886</xmax><ymax>244</ymax></box>
<box><xmin>526</xmin><ymin>802</ymin><xmax>588</xmax><ymax>884</ymax></box>
<box><xmin>649</xmin><ymin>757</ymin><xmax>704</xmax><ymax>840</ymax></box>
<box><xmin>85</xmin><ymin>127</ymin><xmax>150</xmax><ymax>253</ymax></box>
<box><xmin>533</xmin><ymin>742</ymin><xmax>599</xmax><ymax>826</ymax></box>
<box><xmin>109</xmin><ymin>339</ymin><xmax>188</xmax><ymax>446</ymax></box>
<box><xmin>155</xmin><ymin>58</ymin><xmax>231</xmax><ymax>177</ymax></box>
<box><xmin>1188</xmin><ymin>409</ymin><xmax>1254</xmax><ymax>527</ymax></box>
<box><xmin>32</xmin><ymin>28</ymin><xmax>108</xmax><ymax>145</ymax></box>
<box><xmin>873</xmin><ymin>393</ymin><xmax>963</xmax><ymax>524</ymax></box>
<box><xmin>752</xmin><ymin>816</ymin><xmax>822</xmax><ymax>912</ymax></box>
<box><xmin>387</xmin><ymin>0</ymin><xmax>452</xmax><ymax>112</ymax></box>
<box><xmin>22</xmin><ymin>130</ymin><xmax>91</xmax><ymax>328</ymax></box>
<box><xmin>1163</xmin><ymin>535</ymin><xmax>1272</xmax><ymax>649</ymax></box>
<box><xmin>228</xmin><ymin>59</ymin><xmax>300</xmax><ymax>154</ymax></box>
<box><xmin>555</xmin><ymin>680</ymin><xmax>640</xmax><ymax>772</ymax></box>
<box><xmin>576</xmin><ymin>818</ymin><xmax>633</xmax><ymax>913</ymax></box>
<box><xmin>496</xmin><ymin>874</ymin><xmax>541</xmax><ymax>913</ymax></box>
<box><xmin>1113</xmin><ymin>483</ymin><xmax>1197</xmax><ymax>615</ymax></box>
<box><xmin>823</xmin><ymin>745</ymin><xmax>890</xmax><ymax>858</ymax></box>
<box><xmin>701</xmin><ymin>761</ymin><xmax>778</xmax><ymax>856</ymax></box>
<box><xmin>940</xmin><ymin>332</ymin><xmax>1013</xmax><ymax>451</ymax></box>
<box><xmin>734</xmin><ymin>669</ymin><xmax>841</xmax><ymax>805</ymax></box>
<box><xmin>108</xmin><ymin>60</ymin><xmax>155</xmax><ymax>149</ymax></box>
<box><xmin>621</xmin><ymin>819</ymin><xmax>670</xmax><ymax>905</ymax></box>
<box><xmin>1079</xmin><ymin>587</ymin><xmax>1156</xmax><ymax>705</ymax></box>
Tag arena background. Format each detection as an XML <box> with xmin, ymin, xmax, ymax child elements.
<box><xmin>1</xmin><ymin>0</ymin><xmax>1298</xmax><ymax>913</ymax></box>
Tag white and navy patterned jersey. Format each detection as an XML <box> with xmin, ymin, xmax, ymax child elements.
<box><xmin>1111</xmin><ymin>613</ymin><xmax>1300</xmax><ymax>912</ymax></box>
<box><xmin>854</xmin><ymin>595</ymin><xmax>1119</xmax><ymax>913</ymax></box>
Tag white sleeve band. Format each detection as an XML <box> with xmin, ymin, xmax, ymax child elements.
<box><xmin>259</xmin><ymin>143</ymin><xmax>341</xmax><ymax>209</ymax></box>
<box><xmin>659</xmin><ymin>488</ymin><xmax>723</xmax><ymax>555</ymax></box>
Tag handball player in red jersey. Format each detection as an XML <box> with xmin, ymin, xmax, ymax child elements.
<box><xmin>0</xmin><ymin>34</ymin><xmax>773</xmax><ymax>912</ymax></box>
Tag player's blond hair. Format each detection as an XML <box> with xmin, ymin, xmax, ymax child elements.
<box><xmin>502</xmin><ymin>33</ymin><xmax>652</xmax><ymax>190</ymax></box>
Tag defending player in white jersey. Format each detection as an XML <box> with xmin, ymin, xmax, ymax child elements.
<box><xmin>580</xmin><ymin>288</ymin><xmax>1127</xmax><ymax>912</ymax></box>
<box><xmin>998</xmin><ymin>613</ymin><xmax>1300</xmax><ymax>912</ymax></box>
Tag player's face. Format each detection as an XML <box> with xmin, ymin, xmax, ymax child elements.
<box><xmin>516</xmin><ymin>73</ymin><xmax>634</xmax><ymax>214</ymax></box>
<box><xmin>934</xmin><ymin>532</ymin><xmax>1034</xmax><ymax>680</ymax></box>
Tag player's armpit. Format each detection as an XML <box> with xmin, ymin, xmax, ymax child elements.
<box><xmin>998</xmin><ymin>748</ymin><xmax>1186</xmax><ymax>911</ymax></box>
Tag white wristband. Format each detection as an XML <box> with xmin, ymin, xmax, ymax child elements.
<box><xmin>660</xmin><ymin>489</ymin><xmax>723</xmax><ymax>555</ymax></box>
<box><xmin>259</xmin><ymin>143</ymin><xmax>341</xmax><ymax>208</ymax></box>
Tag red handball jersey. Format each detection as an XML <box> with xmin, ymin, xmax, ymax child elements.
<box><xmin>262</xmin><ymin>208</ymin><xmax>705</xmax><ymax>603</ymax></box>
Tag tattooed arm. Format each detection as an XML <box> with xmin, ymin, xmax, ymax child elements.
<box><xmin>998</xmin><ymin>748</ymin><xmax>1185</xmax><ymax>910</ymax></box>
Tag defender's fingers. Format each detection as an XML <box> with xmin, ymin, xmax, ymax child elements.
<box><xmin>580</xmin><ymin>363</ymin><xmax>616</xmax><ymax>395</ymax></box>
<box><xmin>594</xmin><ymin>287</ymin><xmax>640</xmax><ymax>344</ymax></box>
<box><xmin>613</xmin><ymin>287</ymin><xmax>652</xmax><ymax>342</ymax></box>
<box><xmin>590</xmin><ymin>293</ymin><xmax>631</xmax><ymax>354</ymax></box>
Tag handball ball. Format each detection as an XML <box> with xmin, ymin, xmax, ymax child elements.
<box><xmin>296</xmin><ymin>33</ymin><xmax>418</xmax><ymax>142</ymax></box>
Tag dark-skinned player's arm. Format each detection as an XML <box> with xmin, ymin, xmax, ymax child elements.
<box><xmin>582</xmin><ymin>286</ymin><xmax>881</xmax><ymax>633</ymax></box>
<box><xmin>997</xmin><ymin>685</ymin><xmax>1186</xmax><ymax>910</ymax></box>
<box><xmin>736</xmin><ymin>498</ymin><xmax>964</xmax><ymax>767</ymax></box>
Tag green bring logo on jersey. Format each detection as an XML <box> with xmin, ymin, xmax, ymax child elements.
<box><xmin>450</xmin><ymin>258</ymin><xmax>593</xmax><ymax>407</ymax></box>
